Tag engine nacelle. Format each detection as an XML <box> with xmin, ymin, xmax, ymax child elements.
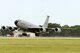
<box><xmin>51</xmin><ymin>28</ymin><xmax>61</xmax><ymax>32</ymax></box>
<box><xmin>8</xmin><ymin>27</ymin><xmax>18</xmax><ymax>31</ymax></box>
<box><xmin>40</xmin><ymin>28</ymin><xmax>46</xmax><ymax>32</ymax></box>
<box><xmin>8</xmin><ymin>27</ymin><xmax>13</xmax><ymax>30</ymax></box>
<box><xmin>54</xmin><ymin>28</ymin><xmax>61</xmax><ymax>32</ymax></box>
<box><xmin>1</xmin><ymin>26</ymin><xmax>18</xmax><ymax>31</ymax></box>
<box><xmin>1</xmin><ymin>26</ymin><xmax>8</xmax><ymax>30</ymax></box>
<box><xmin>1</xmin><ymin>26</ymin><xmax>5</xmax><ymax>30</ymax></box>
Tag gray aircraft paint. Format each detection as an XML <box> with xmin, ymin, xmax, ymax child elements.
<box><xmin>16</xmin><ymin>20</ymin><xmax>40</xmax><ymax>29</ymax></box>
<box><xmin>43</xmin><ymin>16</ymin><xmax>50</xmax><ymax>28</ymax></box>
<box><xmin>16</xmin><ymin>16</ymin><xmax>50</xmax><ymax>29</ymax></box>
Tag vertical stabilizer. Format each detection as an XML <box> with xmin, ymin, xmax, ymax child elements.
<box><xmin>43</xmin><ymin>16</ymin><xmax>50</xmax><ymax>28</ymax></box>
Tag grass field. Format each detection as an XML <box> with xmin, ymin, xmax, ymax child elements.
<box><xmin>0</xmin><ymin>37</ymin><xmax>80</xmax><ymax>53</ymax></box>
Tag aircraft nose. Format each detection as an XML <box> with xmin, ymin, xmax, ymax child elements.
<box><xmin>15</xmin><ymin>20</ymin><xmax>19</xmax><ymax>25</ymax></box>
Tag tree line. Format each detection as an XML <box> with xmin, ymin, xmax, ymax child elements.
<box><xmin>48</xmin><ymin>23</ymin><xmax>80</xmax><ymax>37</ymax></box>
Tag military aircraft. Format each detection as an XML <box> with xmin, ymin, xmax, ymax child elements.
<box><xmin>1</xmin><ymin>16</ymin><xmax>61</xmax><ymax>36</ymax></box>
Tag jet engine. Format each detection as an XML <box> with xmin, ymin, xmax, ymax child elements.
<box><xmin>1</xmin><ymin>26</ymin><xmax>18</xmax><ymax>31</ymax></box>
<box><xmin>8</xmin><ymin>27</ymin><xmax>13</xmax><ymax>30</ymax></box>
<box><xmin>1</xmin><ymin>26</ymin><xmax>5</xmax><ymax>30</ymax></box>
<box><xmin>40</xmin><ymin>28</ymin><xmax>46</xmax><ymax>32</ymax></box>
<box><xmin>51</xmin><ymin>28</ymin><xmax>61</xmax><ymax>32</ymax></box>
<box><xmin>1</xmin><ymin>26</ymin><xmax>8</xmax><ymax>30</ymax></box>
<box><xmin>8</xmin><ymin>27</ymin><xmax>18</xmax><ymax>31</ymax></box>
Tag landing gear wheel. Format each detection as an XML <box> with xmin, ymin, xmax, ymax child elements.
<box><xmin>35</xmin><ymin>33</ymin><xmax>39</xmax><ymax>36</ymax></box>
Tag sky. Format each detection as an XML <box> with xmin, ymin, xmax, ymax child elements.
<box><xmin>0</xmin><ymin>0</ymin><xmax>80</xmax><ymax>27</ymax></box>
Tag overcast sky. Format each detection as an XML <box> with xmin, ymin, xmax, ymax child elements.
<box><xmin>0</xmin><ymin>0</ymin><xmax>80</xmax><ymax>27</ymax></box>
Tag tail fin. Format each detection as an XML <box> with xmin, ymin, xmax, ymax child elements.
<box><xmin>43</xmin><ymin>16</ymin><xmax>50</xmax><ymax>28</ymax></box>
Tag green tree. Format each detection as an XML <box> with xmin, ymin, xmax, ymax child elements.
<box><xmin>48</xmin><ymin>23</ymin><xmax>61</xmax><ymax>28</ymax></box>
<box><xmin>71</xmin><ymin>25</ymin><xmax>80</xmax><ymax>29</ymax></box>
<box><xmin>62</xmin><ymin>25</ymin><xmax>69</xmax><ymax>28</ymax></box>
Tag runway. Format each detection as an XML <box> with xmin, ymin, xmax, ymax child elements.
<box><xmin>0</xmin><ymin>37</ymin><xmax>80</xmax><ymax>39</ymax></box>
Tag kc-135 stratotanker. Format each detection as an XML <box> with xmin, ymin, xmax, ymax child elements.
<box><xmin>1</xmin><ymin>16</ymin><xmax>61</xmax><ymax>36</ymax></box>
